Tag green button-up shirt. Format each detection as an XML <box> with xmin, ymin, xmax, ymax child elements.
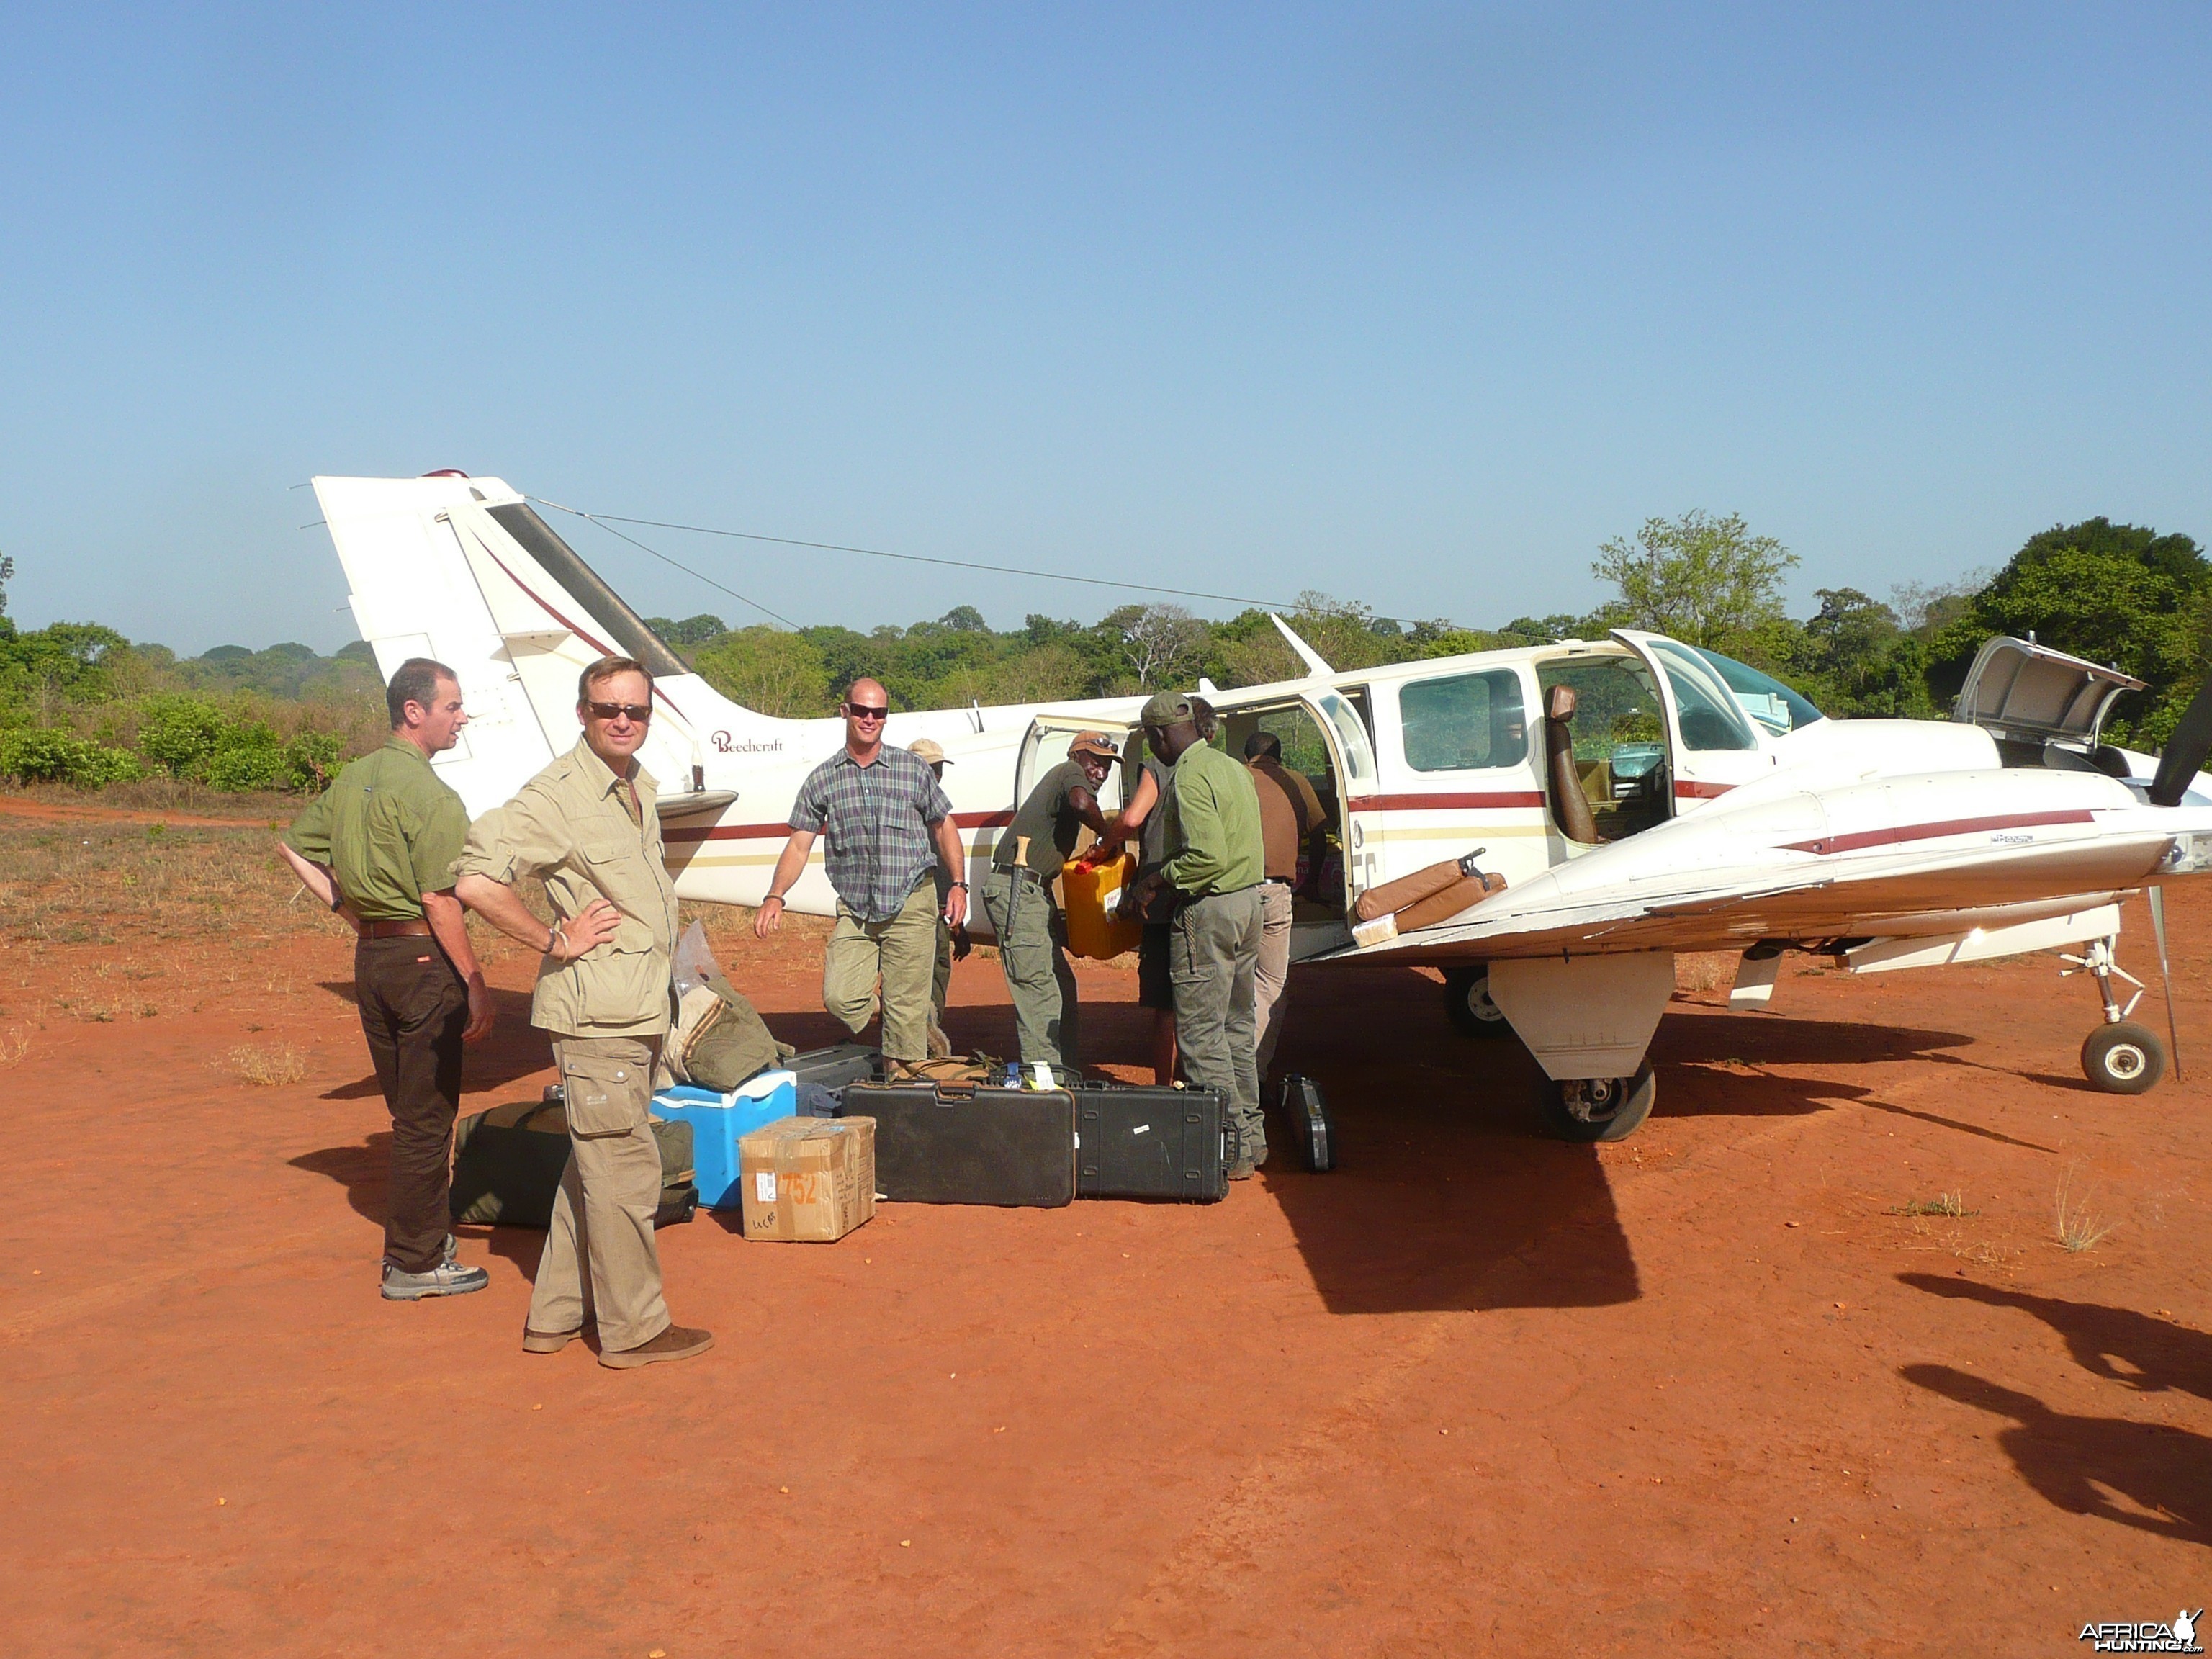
<box><xmin>454</xmin><ymin>737</ymin><xmax>680</xmax><ymax>1038</ymax></box>
<box><xmin>1159</xmin><ymin>741</ymin><xmax>1265</xmax><ymax>898</ymax></box>
<box><xmin>283</xmin><ymin>737</ymin><xmax>470</xmax><ymax>922</ymax></box>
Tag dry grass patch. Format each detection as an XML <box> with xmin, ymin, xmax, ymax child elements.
<box><xmin>230</xmin><ymin>1043</ymin><xmax>307</xmax><ymax>1087</ymax></box>
<box><xmin>1674</xmin><ymin>951</ymin><xmax>1737</xmax><ymax>994</ymax></box>
<box><xmin>0</xmin><ymin>1028</ymin><xmax>31</xmax><ymax>1066</ymax></box>
<box><xmin>2055</xmin><ymin>1168</ymin><xmax>2116</xmax><ymax>1253</ymax></box>
<box><xmin>0</xmin><ymin>816</ymin><xmax>343</xmax><ymax>947</ymax></box>
<box><xmin>1888</xmin><ymin>1192</ymin><xmax>1977</xmax><ymax>1218</ymax></box>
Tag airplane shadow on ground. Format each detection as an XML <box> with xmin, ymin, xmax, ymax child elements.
<box><xmin>1902</xmin><ymin>1364</ymin><xmax>2212</xmax><ymax>1547</ymax></box>
<box><xmin>1901</xmin><ymin>1274</ymin><xmax>2212</xmax><ymax>1404</ymax></box>
<box><xmin>314</xmin><ymin>982</ymin><xmax>560</xmax><ymax>1100</ymax></box>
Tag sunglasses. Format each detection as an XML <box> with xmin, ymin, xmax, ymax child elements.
<box><xmin>844</xmin><ymin>703</ymin><xmax>889</xmax><ymax>721</ymax></box>
<box><xmin>585</xmin><ymin>701</ymin><xmax>653</xmax><ymax>722</ymax></box>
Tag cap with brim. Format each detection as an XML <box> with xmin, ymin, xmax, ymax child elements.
<box><xmin>907</xmin><ymin>739</ymin><xmax>950</xmax><ymax>766</ymax></box>
<box><xmin>1067</xmin><ymin>731</ymin><xmax>1120</xmax><ymax>763</ymax></box>
<box><xmin>1138</xmin><ymin>691</ymin><xmax>1195</xmax><ymax>728</ymax></box>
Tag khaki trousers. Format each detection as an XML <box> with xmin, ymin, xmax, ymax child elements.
<box><xmin>979</xmin><ymin>867</ymin><xmax>1081</xmax><ymax>1068</ymax></box>
<box><xmin>528</xmin><ymin>1035</ymin><xmax>670</xmax><ymax>1353</ymax></box>
<box><xmin>824</xmin><ymin>883</ymin><xmax>940</xmax><ymax>1064</ymax></box>
<box><xmin>1252</xmin><ymin>881</ymin><xmax>1295</xmax><ymax>1078</ymax></box>
<box><xmin>1170</xmin><ymin>886</ymin><xmax>1264</xmax><ymax>1164</ymax></box>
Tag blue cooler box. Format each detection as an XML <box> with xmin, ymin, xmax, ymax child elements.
<box><xmin>651</xmin><ymin>1071</ymin><xmax>799</xmax><ymax>1208</ymax></box>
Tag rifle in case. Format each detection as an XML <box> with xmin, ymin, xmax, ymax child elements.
<box><xmin>1071</xmin><ymin>1082</ymin><xmax>1230</xmax><ymax>1202</ymax></box>
<box><xmin>1274</xmin><ymin>1073</ymin><xmax>1337</xmax><ymax>1173</ymax></box>
<box><xmin>837</xmin><ymin>1081</ymin><xmax>1075</xmax><ymax>1207</ymax></box>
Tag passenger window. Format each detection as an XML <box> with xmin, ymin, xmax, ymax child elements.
<box><xmin>1535</xmin><ymin>655</ymin><xmax>1670</xmax><ymax>840</ymax></box>
<box><xmin>1400</xmin><ymin>670</ymin><xmax>1529</xmax><ymax>772</ymax></box>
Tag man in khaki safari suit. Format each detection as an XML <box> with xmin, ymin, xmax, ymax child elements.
<box><xmin>455</xmin><ymin>655</ymin><xmax>713</xmax><ymax>1370</ymax></box>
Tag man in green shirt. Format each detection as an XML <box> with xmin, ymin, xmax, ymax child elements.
<box><xmin>1126</xmin><ymin>691</ymin><xmax>1269</xmax><ymax>1176</ymax></box>
<box><xmin>279</xmin><ymin>657</ymin><xmax>496</xmax><ymax>1301</ymax></box>
<box><xmin>981</xmin><ymin>731</ymin><xmax>1116</xmax><ymax>1068</ymax></box>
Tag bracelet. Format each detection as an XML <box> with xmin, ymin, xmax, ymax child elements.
<box><xmin>545</xmin><ymin>924</ymin><xmax>562</xmax><ymax>956</ymax></box>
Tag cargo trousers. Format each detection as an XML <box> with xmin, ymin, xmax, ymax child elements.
<box><xmin>979</xmin><ymin>866</ymin><xmax>1081</xmax><ymax>1069</ymax></box>
<box><xmin>527</xmin><ymin>1035</ymin><xmax>670</xmax><ymax>1354</ymax></box>
<box><xmin>823</xmin><ymin>882</ymin><xmax>940</xmax><ymax>1064</ymax></box>
<box><xmin>354</xmin><ymin>934</ymin><xmax>469</xmax><ymax>1274</ymax></box>
<box><xmin>1169</xmin><ymin>885</ymin><xmax>1265</xmax><ymax>1165</ymax></box>
<box><xmin>1252</xmin><ymin>880</ymin><xmax>1296</xmax><ymax>1078</ymax></box>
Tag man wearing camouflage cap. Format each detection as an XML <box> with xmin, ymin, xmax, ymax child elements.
<box><xmin>981</xmin><ymin>731</ymin><xmax>1117</xmax><ymax>1068</ymax></box>
<box><xmin>1125</xmin><ymin>693</ymin><xmax>1269</xmax><ymax>1176</ymax></box>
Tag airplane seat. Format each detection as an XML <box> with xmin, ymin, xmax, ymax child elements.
<box><xmin>1542</xmin><ymin>684</ymin><xmax>1603</xmax><ymax>844</ymax></box>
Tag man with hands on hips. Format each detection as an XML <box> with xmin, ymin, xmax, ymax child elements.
<box><xmin>454</xmin><ymin>655</ymin><xmax>712</xmax><ymax>1370</ymax></box>
<box><xmin>755</xmin><ymin>678</ymin><xmax>968</xmax><ymax>1080</ymax></box>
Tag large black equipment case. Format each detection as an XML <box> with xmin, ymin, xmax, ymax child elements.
<box><xmin>839</xmin><ymin>1082</ymin><xmax>1075</xmax><ymax>1207</ymax></box>
<box><xmin>1072</xmin><ymin>1084</ymin><xmax>1229</xmax><ymax>1202</ymax></box>
<box><xmin>1274</xmin><ymin>1073</ymin><xmax>1336</xmax><ymax>1173</ymax></box>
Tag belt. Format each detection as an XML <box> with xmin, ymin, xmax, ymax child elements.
<box><xmin>361</xmin><ymin>917</ymin><xmax>433</xmax><ymax>938</ymax></box>
<box><xmin>1262</xmin><ymin>876</ymin><xmax>1293</xmax><ymax>886</ymax></box>
<box><xmin>993</xmin><ymin>866</ymin><xmax>1049</xmax><ymax>886</ymax></box>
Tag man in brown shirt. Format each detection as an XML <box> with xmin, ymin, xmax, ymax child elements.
<box><xmin>1244</xmin><ymin>731</ymin><xmax>1326</xmax><ymax>1079</ymax></box>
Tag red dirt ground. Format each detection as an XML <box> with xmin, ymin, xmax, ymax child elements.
<box><xmin>4</xmin><ymin>822</ymin><xmax>2211</xmax><ymax>1655</ymax></box>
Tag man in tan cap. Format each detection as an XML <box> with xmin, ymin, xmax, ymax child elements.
<box><xmin>980</xmin><ymin>731</ymin><xmax>1117</xmax><ymax>1068</ymax></box>
<box><xmin>908</xmin><ymin>738</ymin><xmax>967</xmax><ymax>1058</ymax></box>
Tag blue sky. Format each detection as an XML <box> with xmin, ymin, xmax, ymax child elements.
<box><xmin>4</xmin><ymin>4</ymin><xmax>2211</xmax><ymax>653</ymax></box>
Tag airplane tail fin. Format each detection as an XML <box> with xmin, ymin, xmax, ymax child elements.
<box><xmin>313</xmin><ymin>473</ymin><xmax>771</xmax><ymax>816</ymax></box>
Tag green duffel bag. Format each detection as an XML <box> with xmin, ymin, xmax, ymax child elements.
<box><xmin>668</xmin><ymin>978</ymin><xmax>793</xmax><ymax>1092</ymax></box>
<box><xmin>449</xmin><ymin>1098</ymin><xmax>698</xmax><ymax>1228</ymax></box>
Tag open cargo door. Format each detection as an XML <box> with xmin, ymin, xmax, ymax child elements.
<box><xmin>1953</xmin><ymin>635</ymin><xmax>2144</xmax><ymax>752</ymax></box>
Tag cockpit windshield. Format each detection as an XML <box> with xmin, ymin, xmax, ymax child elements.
<box><xmin>1692</xmin><ymin>648</ymin><xmax>1826</xmax><ymax>738</ymax></box>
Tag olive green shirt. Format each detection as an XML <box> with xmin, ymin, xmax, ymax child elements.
<box><xmin>454</xmin><ymin>737</ymin><xmax>680</xmax><ymax>1038</ymax></box>
<box><xmin>994</xmin><ymin>760</ymin><xmax>1092</xmax><ymax>882</ymax></box>
<box><xmin>1159</xmin><ymin>742</ymin><xmax>1265</xmax><ymax>898</ymax></box>
<box><xmin>283</xmin><ymin>737</ymin><xmax>469</xmax><ymax>921</ymax></box>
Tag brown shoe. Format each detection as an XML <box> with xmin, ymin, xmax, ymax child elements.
<box><xmin>522</xmin><ymin>1327</ymin><xmax>581</xmax><ymax>1354</ymax></box>
<box><xmin>599</xmin><ymin>1323</ymin><xmax>714</xmax><ymax>1370</ymax></box>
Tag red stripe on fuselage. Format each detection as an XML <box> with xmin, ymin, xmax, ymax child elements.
<box><xmin>665</xmin><ymin>808</ymin><xmax>1017</xmax><ymax>846</ymax></box>
<box><xmin>1345</xmin><ymin>791</ymin><xmax>1547</xmax><ymax>813</ymax></box>
<box><xmin>1779</xmin><ymin>808</ymin><xmax>2097</xmax><ymax>857</ymax></box>
<box><xmin>1675</xmin><ymin>779</ymin><xmax>1735</xmax><ymax>799</ymax></box>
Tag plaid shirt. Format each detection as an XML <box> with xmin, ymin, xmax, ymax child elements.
<box><xmin>790</xmin><ymin>743</ymin><xmax>954</xmax><ymax>924</ymax></box>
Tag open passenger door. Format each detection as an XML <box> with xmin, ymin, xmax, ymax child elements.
<box><xmin>1611</xmin><ymin>631</ymin><xmax>1776</xmax><ymax>810</ymax></box>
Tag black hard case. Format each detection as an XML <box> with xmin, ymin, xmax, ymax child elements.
<box><xmin>1072</xmin><ymin>1084</ymin><xmax>1230</xmax><ymax>1202</ymax></box>
<box><xmin>838</xmin><ymin>1082</ymin><xmax>1075</xmax><ymax>1207</ymax></box>
<box><xmin>1275</xmin><ymin>1074</ymin><xmax>1336</xmax><ymax>1173</ymax></box>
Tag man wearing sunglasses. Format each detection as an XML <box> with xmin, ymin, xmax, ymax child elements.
<box><xmin>455</xmin><ymin>655</ymin><xmax>712</xmax><ymax>1370</ymax></box>
<box><xmin>756</xmin><ymin>678</ymin><xmax>967</xmax><ymax>1079</ymax></box>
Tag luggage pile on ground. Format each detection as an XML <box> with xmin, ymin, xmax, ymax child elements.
<box><xmin>449</xmin><ymin>1096</ymin><xmax>701</xmax><ymax>1228</ymax></box>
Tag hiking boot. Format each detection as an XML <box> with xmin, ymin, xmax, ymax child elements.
<box><xmin>926</xmin><ymin>1021</ymin><xmax>953</xmax><ymax>1061</ymax></box>
<box><xmin>442</xmin><ymin>1233</ymin><xmax>460</xmax><ymax>1265</ymax></box>
<box><xmin>1227</xmin><ymin>1159</ymin><xmax>1258</xmax><ymax>1182</ymax></box>
<box><xmin>599</xmin><ymin>1324</ymin><xmax>714</xmax><ymax>1370</ymax></box>
<box><xmin>381</xmin><ymin>1259</ymin><xmax>490</xmax><ymax>1300</ymax></box>
<box><xmin>522</xmin><ymin>1327</ymin><xmax>581</xmax><ymax>1354</ymax></box>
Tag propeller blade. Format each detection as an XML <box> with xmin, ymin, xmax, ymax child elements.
<box><xmin>2149</xmin><ymin>675</ymin><xmax>2212</xmax><ymax>806</ymax></box>
<box><xmin>2149</xmin><ymin>884</ymin><xmax>2183</xmax><ymax>1083</ymax></box>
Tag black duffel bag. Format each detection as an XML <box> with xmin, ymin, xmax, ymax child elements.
<box><xmin>449</xmin><ymin>1098</ymin><xmax>698</xmax><ymax>1228</ymax></box>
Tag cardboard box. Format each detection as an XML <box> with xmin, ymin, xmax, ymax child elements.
<box><xmin>737</xmin><ymin>1115</ymin><xmax>876</xmax><ymax>1242</ymax></box>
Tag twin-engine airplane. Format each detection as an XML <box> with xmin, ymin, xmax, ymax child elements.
<box><xmin>315</xmin><ymin>472</ymin><xmax>2212</xmax><ymax>1141</ymax></box>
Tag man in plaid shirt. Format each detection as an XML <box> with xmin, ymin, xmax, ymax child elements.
<box><xmin>755</xmin><ymin>678</ymin><xmax>970</xmax><ymax>1076</ymax></box>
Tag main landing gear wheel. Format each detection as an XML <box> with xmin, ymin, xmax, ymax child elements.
<box><xmin>2082</xmin><ymin>1022</ymin><xmax>2166</xmax><ymax>1094</ymax></box>
<box><xmin>1539</xmin><ymin>1064</ymin><xmax>1658</xmax><ymax>1143</ymax></box>
<box><xmin>1444</xmin><ymin>966</ymin><xmax>1512</xmax><ymax>1038</ymax></box>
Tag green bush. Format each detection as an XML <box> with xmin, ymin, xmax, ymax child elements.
<box><xmin>136</xmin><ymin>694</ymin><xmax>230</xmax><ymax>777</ymax></box>
<box><xmin>199</xmin><ymin>721</ymin><xmax>285</xmax><ymax>792</ymax></box>
<box><xmin>276</xmin><ymin>732</ymin><xmax>344</xmax><ymax>793</ymax></box>
<box><xmin>0</xmin><ymin>728</ymin><xmax>144</xmax><ymax>788</ymax></box>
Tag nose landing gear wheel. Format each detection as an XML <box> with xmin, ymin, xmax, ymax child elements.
<box><xmin>1444</xmin><ymin>966</ymin><xmax>1512</xmax><ymax>1038</ymax></box>
<box><xmin>1539</xmin><ymin>1063</ymin><xmax>1658</xmax><ymax>1143</ymax></box>
<box><xmin>2082</xmin><ymin>1022</ymin><xmax>2166</xmax><ymax>1094</ymax></box>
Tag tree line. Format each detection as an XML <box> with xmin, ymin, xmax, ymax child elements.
<box><xmin>2</xmin><ymin>511</ymin><xmax>2205</xmax><ymax>793</ymax></box>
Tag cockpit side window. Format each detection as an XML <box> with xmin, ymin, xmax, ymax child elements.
<box><xmin>1647</xmin><ymin>640</ymin><xmax>1761</xmax><ymax>752</ymax></box>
